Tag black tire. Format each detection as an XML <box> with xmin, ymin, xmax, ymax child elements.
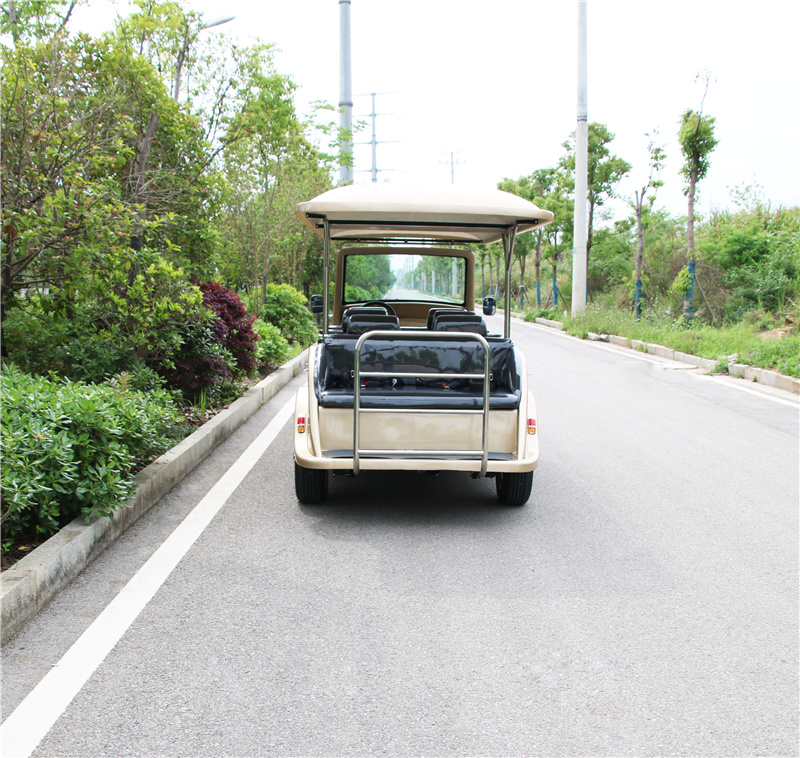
<box><xmin>495</xmin><ymin>470</ymin><xmax>534</xmax><ymax>506</ymax></box>
<box><xmin>294</xmin><ymin>461</ymin><xmax>328</xmax><ymax>504</ymax></box>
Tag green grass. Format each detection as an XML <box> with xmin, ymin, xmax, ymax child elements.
<box><xmin>527</xmin><ymin>305</ymin><xmax>800</xmax><ymax>378</ymax></box>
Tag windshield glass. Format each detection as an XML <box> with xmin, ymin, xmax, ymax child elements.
<box><xmin>343</xmin><ymin>252</ymin><xmax>466</xmax><ymax>305</ymax></box>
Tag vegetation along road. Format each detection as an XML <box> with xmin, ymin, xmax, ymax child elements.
<box><xmin>2</xmin><ymin>317</ymin><xmax>797</xmax><ymax>757</ymax></box>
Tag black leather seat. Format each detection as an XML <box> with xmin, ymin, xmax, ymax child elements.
<box><xmin>341</xmin><ymin>306</ymin><xmax>388</xmax><ymax>333</ymax></box>
<box><xmin>433</xmin><ymin>312</ymin><xmax>487</xmax><ymax>336</ymax></box>
<box><xmin>345</xmin><ymin>314</ymin><xmax>401</xmax><ymax>335</ymax></box>
<box><xmin>426</xmin><ymin>307</ymin><xmax>470</xmax><ymax>329</ymax></box>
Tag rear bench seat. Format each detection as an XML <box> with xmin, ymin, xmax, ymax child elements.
<box><xmin>314</xmin><ymin>333</ymin><xmax>521</xmax><ymax>410</ymax></box>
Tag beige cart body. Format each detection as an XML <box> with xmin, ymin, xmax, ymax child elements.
<box><xmin>292</xmin><ymin>184</ymin><xmax>553</xmax><ymax>505</ymax></box>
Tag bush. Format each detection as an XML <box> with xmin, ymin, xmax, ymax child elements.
<box><xmin>199</xmin><ymin>281</ymin><xmax>258</xmax><ymax>374</ymax></box>
<box><xmin>3</xmin><ymin>305</ymin><xmax>140</xmax><ymax>381</ymax></box>
<box><xmin>159</xmin><ymin>319</ymin><xmax>237</xmax><ymax>404</ymax></box>
<box><xmin>1</xmin><ymin>365</ymin><xmax>183</xmax><ymax>546</ymax></box>
<box><xmin>157</xmin><ymin>282</ymin><xmax>258</xmax><ymax>403</ymax></box>
<box><xmin>259</xmin><ymin>283</ymin><xmax>318</xmax><ymax>346</ymax></box>
<box><xmin>253</xmin><ymin>319</ymin><xmax>291</xmax><ymax>372</ymax></box>
<box><xmin>98</xmin><ymin>256</ymin><xmax>207</xmax><ymax>365</ymax></box>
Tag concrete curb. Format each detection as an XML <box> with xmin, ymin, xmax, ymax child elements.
<box><xmin>1</xmin><ymin>351</ymin><xmax>308</xmax><ymax>645</ymax></box>
<box><xmin>532</xmin><ymin>317</ymin><xmax>800</xmax><ymax>394</ymax></box>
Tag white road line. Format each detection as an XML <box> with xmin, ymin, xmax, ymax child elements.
<box><xmin>693</xmin><ymin>373</ymin><xmax>800</xmax><ymax>409</ymax></box>
<box><xmin>0</xmin><ymin>397</ymin><xmax>295</xmax><ymax>758</ymax></box>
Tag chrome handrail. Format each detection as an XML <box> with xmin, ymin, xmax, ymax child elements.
<box><xmin>353</xmin><ymin>330</ymin><xmax>492</xmax><ymax>476</ymax></box>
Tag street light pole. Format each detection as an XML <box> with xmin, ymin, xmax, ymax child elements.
<box><xmin>339</xmin><ymin>0</ymin><xmax>354</xmax><ymax>184</ymax></box>
<box><xmin>173</xmin><ymin>14</ymin><xmax>235</xmax><ymax>101</ymax></box>
<box><xmin>571</xmin><ymin>0</ymin><xmax>588</xmax><ymax>315</ymax></box>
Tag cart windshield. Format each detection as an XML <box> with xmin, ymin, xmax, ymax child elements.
<box><xmin>343</xmin><ymin>252</ymin><xmax>467</xmax><ymax>306</ymax></box>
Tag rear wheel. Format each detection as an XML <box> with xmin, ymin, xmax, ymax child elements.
<box><xmin>495</xmin><ymin>470</ymin><xmax>533</xmax><ymax>506</ymax></box>
<box><xmin>294</xmin><ymin>461</ymin><xmax>328</xmax><ymax>504</ymax></box>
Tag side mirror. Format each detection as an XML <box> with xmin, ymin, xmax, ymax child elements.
<box><xmin>310</xmin><ymin>294</ymin><xmax>324</xmax><ymax>315</ymax></box>
<box><xmin>482</xmin><ymin>297</ymin><xmax>496</xmax><ymax>316</ymax></box>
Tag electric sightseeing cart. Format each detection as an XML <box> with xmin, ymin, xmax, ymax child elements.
<box><xmin>292</xmin><ymin>184</ymin><xmax>553</xmax><ymax>505</ymax></box>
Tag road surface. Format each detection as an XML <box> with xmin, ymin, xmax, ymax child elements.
<box><xmin>2</xmin><ymin>317</ymin><xmax>797</xmax><ymax>757</ymax></box>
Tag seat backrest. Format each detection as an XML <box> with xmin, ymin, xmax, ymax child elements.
<box><xmin>346</xmin><ymin>314</ymin><xmax>401</xmax><ymax>335</ymax></box>
<box><xmin>433</xmin><ymin>315</ymin><xmax>488</xmax><ymax>336</ymax></box>
<box><xmin>433</xmin><ymin>312</ymin><xmax>484</xmax><ymax>328</ymax></box>
<box><xmin>341</xmin><ymin>306</ymin><xmax>388</xmax><ymax>332</ymax></box>
<box><xmin>426</xmin><ymin>307</ymin><xmax>468</xmax><ymax>330</ymax></box>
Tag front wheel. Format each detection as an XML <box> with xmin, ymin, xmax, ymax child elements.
<box><xmin>295</xmin><ymin>461</ymin><xmax>328</xmax><ymax>504</ymax></box>
<box><xmin>495</xmin><ymin>470</ymin><xmax>533</xmax><ymax>506</ymax></box>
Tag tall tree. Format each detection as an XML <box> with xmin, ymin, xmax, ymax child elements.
<box><xmin>678</xmin><ymin>102</ymin><xmax>718</xmax><ymax>323</ymax></box>
<box><xmin>0</xmin><ymin>32</ymin><xmax>218</xmax><ymax>348</ymax></box>
<box><xmin>499</xmin><ymin>169</ymin><xmax>559</xmax><ymax>306</ymax></box>
<box><xmin>560</xmin><ymin>123</ymin><xmax>631</xmax><ymax>297</ymax></box>
<box><xmin>629</xmin><ymin>133</ymin><xmax>666</xmax><ymax>318</ymax></box>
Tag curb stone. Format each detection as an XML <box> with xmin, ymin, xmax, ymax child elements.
<box><xmin>1</xmin><ymin>351</ymin><xmax>308</xmax><ymax>645</ymax></box>
<box><xmin>532</xmin><ymin>317</ymin><xmax>799</xmax><ymax>394</ymax></box>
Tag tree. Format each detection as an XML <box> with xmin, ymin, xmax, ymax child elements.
<box><xmin>1</xmin><ymin>0</ymin><xmax>83</xmax><ymax>45</ymax></box>
<box><xmin>678</xmin><ymin>76</ymin><xmax>718</xmax><ymax>324</ymax></box>
<box><xmin>499</xmin><ymin>170</ymin><xmax>553</xmax><ymax>306</ymax></box>
<box><xmin>629</xmin><ymin>133</ymin><xmax>666</xmax><ymax>318</ymax></box>
<box><xmin>560</xmin><ymin>123</ymin><xmax>631</xmax><ymax>297</ymax></box>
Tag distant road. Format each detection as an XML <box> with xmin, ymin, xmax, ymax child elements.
<box><xmin>3</xmin><ymin>316</ymin><xmax>797</xmax><ymax>756</ymax></box>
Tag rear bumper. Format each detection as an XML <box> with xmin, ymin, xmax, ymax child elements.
<box><xmin>294</xmin><ymin>385</ymin><xmax>539</xmax><ymax>474</ymax></box>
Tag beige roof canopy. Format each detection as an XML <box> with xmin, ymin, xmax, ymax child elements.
<box><xmin>296</xmin><ymin>184</ymin><xmax>554</xmax><ymax>244</ymax></box>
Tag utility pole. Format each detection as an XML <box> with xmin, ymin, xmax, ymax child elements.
<box><xmin>571</xmin><ymin>0</ymin><xmax>588</xmax><ymax>315</ymax></box>
<box><xmin>339</xmin><ymin>0</ymin><xmax>354</xmax><ymax>184</ymax></box>
<box><xmin>355</xmin><ymin>92</ymin><xmax>396</xmax><ymax>182</ymax></box>
<box><xmin>440</xmin><ymin>151</ymin><xmax>464</xmax><ymax>184</ymax></box>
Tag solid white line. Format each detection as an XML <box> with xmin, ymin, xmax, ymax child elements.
<box><xmin>693</xmin><ymin>373</ymin><xmax>800</xmax><ymax>409</ymax></box>
<box><xmin>0</xmin><ymin>397</ymin><xmax>295</xmax><ymax>758</ymax></box>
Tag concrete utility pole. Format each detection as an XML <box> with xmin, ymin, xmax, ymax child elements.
<box><xmin>571</xmin><ymin>0</ymin><xmax>588</xmax><ymax>315</ymax></box>
<box><xmin>339</xmin><ymin>0</ymin><xmax>354</xmax><ymax>184</ymax></box>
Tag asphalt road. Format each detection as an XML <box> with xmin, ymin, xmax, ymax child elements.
<box><xmin>2</xmin><ymin>317</ymin><xmax>798</xmax><ymax>757</ymax></box>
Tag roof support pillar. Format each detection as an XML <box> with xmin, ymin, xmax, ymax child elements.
<box><xmin>322</xmin><ymin>219</ymin><xmax>331</xmax><ymax>333</ymax></box>
<box><xmin>503</xmin><ymin>227</ymin><xmax>517</xmax><ymax>338</ymax></box>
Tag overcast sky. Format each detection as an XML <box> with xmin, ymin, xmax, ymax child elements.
<box><xmin>74</xmin><ymin>0</ymin><xmax>799</xmax><ymax>221</ymax></box>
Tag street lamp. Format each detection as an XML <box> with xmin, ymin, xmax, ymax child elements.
<box><xmin>172</xmin><ymin>14</ymin><xmax>235</xmax><ymax>101</ymax></box>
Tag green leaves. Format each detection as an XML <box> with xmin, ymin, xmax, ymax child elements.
<box><xmin>679</xmin><ymin>109</ymin><xmax>718</xmax><ymax>184</ymax></box>
<box><xmin>1</xmin><ymin>365</ymin><xmax>183</xmax><ymax>543</ymax></box>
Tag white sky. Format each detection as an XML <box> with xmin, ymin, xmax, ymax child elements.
<box><xmin>74</xmin><ymin>0</ymin><xmax>799</xmax><ymax>222</ymax></box>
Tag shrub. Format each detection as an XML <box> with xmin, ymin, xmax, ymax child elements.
<box><xmin>99</xmin><ymin>256</ymin><xmax>207</xmax><ymax>365</ymax></box>
<box><xmin>259</xmin><ymin>283</ymin><xmax>318</xmax><ymax>346</ymax></box>
<box><xmin>1</xmin><ymin>365</ymin><xmax>183</xmax><ymax>545</ymax></box>
<box><xmin>3</xmin><ymin>305</ymin><xmax>139</xmax><ymax>381</ymax></box>
<box><xmin>159</xmin><ymin>319</ymin><xmax>237</xmax><ymax>404</ymax></box>
<box><xmin>199</xmin><ymin>281</ymin><xmax>258</xmax><ymax>374</ymax></box>
<box><xmin>253</xmin><ymin>319</ymin><xmax>291</xmax><ymax>372</ymax></box>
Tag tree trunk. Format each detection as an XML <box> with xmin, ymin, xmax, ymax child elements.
<box><xmin>535</xmin><ymin>233</ymin><xmax>542</xmax><ymax>307</ymax></box>
<box><xmin>634</xmin><ymin>190</ymin><xmax>644</xmax><ymax>319</ymax></box>
<box><xmin>684</xmin><ymin>158</ymin><xmax>698</xmax><ymax>322</ymax></box>
<box><xmin>128</xmin><ymin>111</ymin><xmax>160</xmax><ymax>280</ymax></box>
